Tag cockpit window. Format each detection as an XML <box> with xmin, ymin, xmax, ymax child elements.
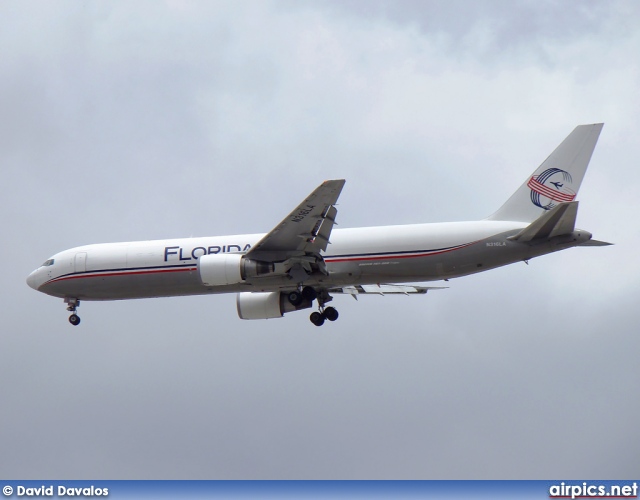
<box><xmin>42</xmin><ymin>259</ymin><xmax>55</xmax><ymax>267</ymax></box>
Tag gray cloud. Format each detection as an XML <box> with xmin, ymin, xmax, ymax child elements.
<box><xmin>2</xmin><ymin>0</ymin><xmax>639</xmax><ymax>479</ymax></box>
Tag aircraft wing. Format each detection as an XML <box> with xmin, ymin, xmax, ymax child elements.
<box><xmin>244</xmin><ymin>179</ymin><xmax>346</xmax><ymax>264</ymax></box>
<box><xmin>329</xmin><ymin>284</ymin><xmax>447</xmax><ymax>299</ymax></box>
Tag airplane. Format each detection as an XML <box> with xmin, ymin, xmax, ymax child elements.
<box><xmin>27</xmin><ymin>123</ymin><xmax>611</xmax><ymax>327</ymax></box>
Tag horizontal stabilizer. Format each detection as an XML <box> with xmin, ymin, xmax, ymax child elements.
<box><xmin>509</xmin><ymin>201</ymin><xmax>578</xmax><ymax>242</ymax></box>
<box><xmin>579</xmin><ymin>239</ymin><xmax>613</xmax><ymax>247</ymax></box>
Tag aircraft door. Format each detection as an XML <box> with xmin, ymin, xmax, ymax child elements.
<box><xmin>75</xmin><ymin>252</ymin><xmax>87</xmax><ymax>273</ymax></box>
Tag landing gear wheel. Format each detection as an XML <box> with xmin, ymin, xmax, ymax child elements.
<box><xmin>310</xmin><ymin>311</ymin><xmax>325</xmax><ymax>326</ymax></box>
<box><xmin>288</xmin><ymin>290</ymin><xmax>303</xmax><ymax>306</ymax></box>
<box><xmin>323</xmin><ymin>307</ymin><xmax>339</xmax><ymax>322</ymax></box>
<box><xmin>301</xmin><ymin>286</ymin><xmax>317</xmax><ymax>301</ymax></box>
<box><xmin>64</xmin><ymin>298</ymin><xmax>80</xmax><ymax>325</ymax></box>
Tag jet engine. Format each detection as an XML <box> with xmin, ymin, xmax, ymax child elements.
<box><xmin>236</xmin><ymin>291</ymin><xmax>312</xmax><ymax>320</ymax></box>
<box><xmin>198</xmin><ymin>254</ymin><xmax>274</xmax><ymax>286</ymax></box>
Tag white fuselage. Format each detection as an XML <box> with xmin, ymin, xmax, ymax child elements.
<box><xmin>26</xmin><ymin>220</ymin><xmax>591</xmax><ymax>301</ymax></box>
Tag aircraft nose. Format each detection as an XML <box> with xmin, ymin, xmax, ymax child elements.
<box><xmin>26</xmin><ymin>270</ymin><xmax>39</xmax><ymax>290</ymax></box>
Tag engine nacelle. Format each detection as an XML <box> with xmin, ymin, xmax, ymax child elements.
<box><xmin>198</xmin><ymin>254</ymin><xmax>274</xmax><ymax>286</ymax></box>
<box><xmin>236</xmin><ymin>291</ymin><xmax>312</xmax><ymax>320</ymax></box>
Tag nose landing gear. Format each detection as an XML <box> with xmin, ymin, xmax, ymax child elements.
<box><xmin>64</xmin><ymin>298</ymin><xmax>81</xmax><ymax>326</ymax></box>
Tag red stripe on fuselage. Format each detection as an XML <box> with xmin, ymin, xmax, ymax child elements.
<box><xmin>324</xmin><ymin>242</ymin><xmax>477</xmax><ymax>263</ymax></box>
<box><xmin>43</xmin><ymin>241</ymin><xmax>481</xmax><ymax>285</ymax></box>
<box><xmin>43</xmin><ymin>266</ymin><xmax>198</xmax><ymax>287</ymax></box>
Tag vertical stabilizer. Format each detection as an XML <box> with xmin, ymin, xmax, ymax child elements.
<box><xmin>487</xmin><ymin>123</ymin><xmax>603</xmax><ymax>222</ymax></box>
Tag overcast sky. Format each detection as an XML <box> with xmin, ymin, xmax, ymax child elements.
<box><xmin>2</xmin><ymin>0</ymin><xmax>639</xmax><ymax>479</ymax></box>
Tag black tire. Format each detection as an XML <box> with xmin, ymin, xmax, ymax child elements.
<box><xmin>301</xmin><ymin>286</ymin><xmax>317</xmax><ymax>301</ymax></box>
<box><xmin>310</xmin><ymin>311</ymin><xmax>325</xmax><ymax>326</ymax></box>
<box><xmin>69</xmin><ymin>314</ymin><xmax>81</xmax><ymax>326</ymax></box>
<box><xmin>288</xmin><ymin>290</ymin><xmax>303</xmax><ymax>306</ymax></box>
<box><xmin>324</xmin><ymin>307</ymin><xmax>339</xmax><ymax>322</ymax></box>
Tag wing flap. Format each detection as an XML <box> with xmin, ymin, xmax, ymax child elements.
<box><xmin>313</xmin><ymin>205</ymin><xmax>337</xmax><ymax>248</ymax></box>
<box><xmin>329</xmin><ymin>284</ymin><xmax>447</xmax><ymax>296</ymax></box>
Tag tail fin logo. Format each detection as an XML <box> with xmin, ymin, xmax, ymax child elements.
<box><xmin>527</xmin><ymin>168</ymin><xmax>576</xmax><ymax>210</ymax></box>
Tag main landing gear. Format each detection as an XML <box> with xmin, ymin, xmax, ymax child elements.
<box><xmin>65</xmin><ymin>298</ymin><xmax>81</xmax><ymax>326</ymax></box>
<box><xmin>310</xmin><ymin>306</ymin><xmax>339</xmax><ymax>327</ymax></box>
<box><xmin>287</xmin><ymin>285</ymin><xmax>317</xmax><ymax>306</ymax></box>
<box><xmin>287</xmin><ymin>286</ymin><xmax>339</xmax><ymax>327</ymax></box>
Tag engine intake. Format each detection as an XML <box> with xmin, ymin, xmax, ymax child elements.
<box><xmin>198</xmin><ymin>254</ymin><xmax>274</xmax><ymax>286</ymax></box>
<box><xmin>236</xmin><ymin>291</ymin><xmax>312</xmax><ymax>320</ymax></box>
